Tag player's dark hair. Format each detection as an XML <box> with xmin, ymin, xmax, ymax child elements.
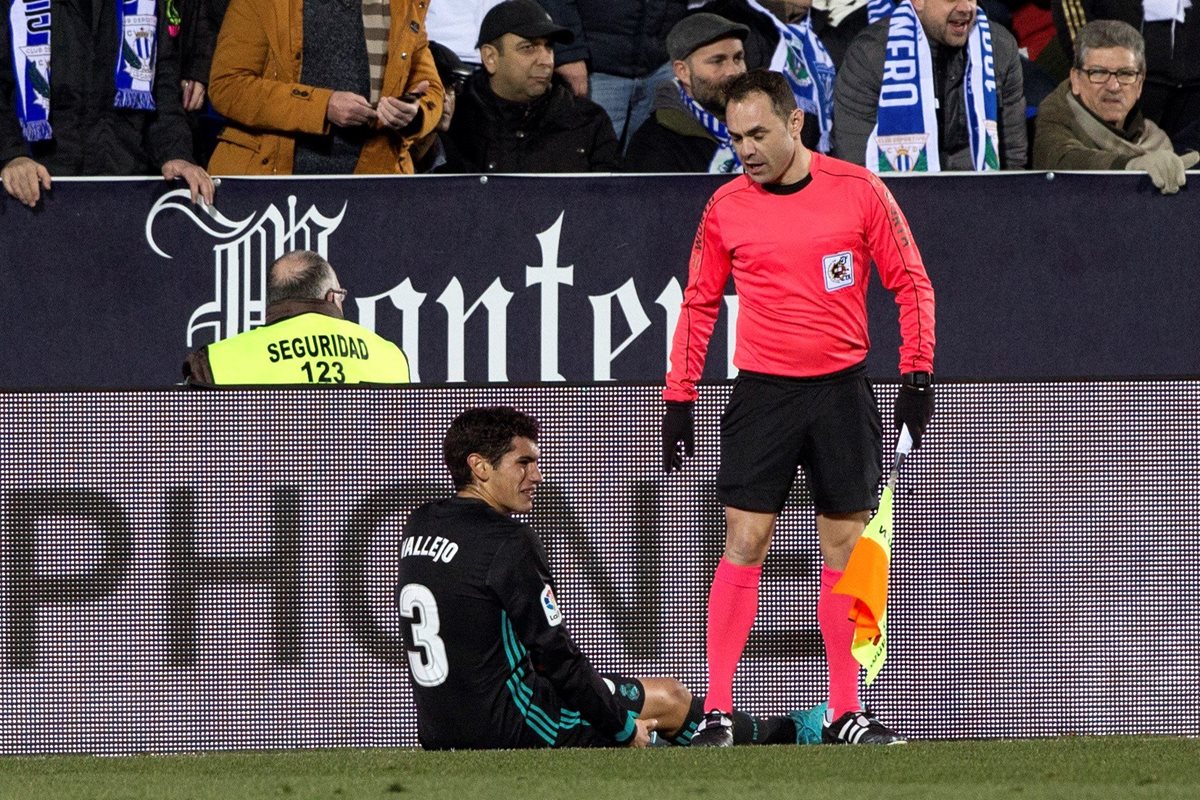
<box><xmin>725</xmin><ymin>69</ymin><xmax>797</xmax><ymax>122</ymax></box>
<box><xmin>444</xmin><ymin>407</ymin><xmax>540</xmax><ymax>489</ymax></box>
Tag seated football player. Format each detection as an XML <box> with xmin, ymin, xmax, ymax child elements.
<box><xmin>397</xmin><ymin>405</ymin><xmax>825</xmax><ymax>748</ymax></box>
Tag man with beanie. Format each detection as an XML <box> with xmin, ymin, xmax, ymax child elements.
<box><xmin>624</xmin><ymin>13</ymin><xmax>751</xmax><ymax>172</ymax></box>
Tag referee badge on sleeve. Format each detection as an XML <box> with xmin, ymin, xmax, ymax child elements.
<box><xmin>823</xmin><ymin>251</ymin><xmax>855</xmax><ymax>291</ymax></box>
<box><xmin>540</xmin><ymin>585</ymin><xmax>563</xmax><ymax>626</ymax></box>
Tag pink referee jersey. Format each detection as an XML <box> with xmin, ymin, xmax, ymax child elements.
<box><xmin>664</xmin><ymin>152</ymin><xmax>936</xmax><ymax>403</ymax></box>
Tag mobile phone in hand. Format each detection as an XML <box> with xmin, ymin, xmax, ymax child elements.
<box><xmin>398</xmin><ymin>90</ymin><xmax>425</xmax><ymax>103</ymax></box>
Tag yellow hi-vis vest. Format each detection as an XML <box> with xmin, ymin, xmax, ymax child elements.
<box><xmin>207</xmin><ymin>313</ymin><xmax>410</xmax><ymax>385</ymax></box>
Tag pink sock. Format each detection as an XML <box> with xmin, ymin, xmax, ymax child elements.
<box><xmin>819</xmin><ymin>564</ymin><xmax>861</xmax><ymax>719</ymax></box>
<box><xmin>703</xmin><ymin>557</ymin><xmax>762</xmax><ymax>713</ymax></box>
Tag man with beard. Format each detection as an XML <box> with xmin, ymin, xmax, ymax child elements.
<box><xmin>624</xmin><ymin>13</ymin><xmax>750</xmax><ymax>171</ymax></box>
<box><xmin>444</xmin><ymin>0</ymin><xmax>619</xmax><ymax>173</ymax></box>
<box><xmin>833</xmin><ymin>0</ymin><xmax>1027</xmax><ymax>171</ymax></box>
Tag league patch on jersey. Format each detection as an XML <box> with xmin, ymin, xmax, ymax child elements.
<box><xmin>823</xmin><ymin>251</ymin><xmax>855</xmax><ymax>292</ymax></box>
<box><xmin>540</xmin><ymin>585</ymin><xmax>563</xmax><ymax>627</ymax></box>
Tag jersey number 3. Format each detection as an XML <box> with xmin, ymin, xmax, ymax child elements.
<box><xmin>398</xmin><ymin>583</ymin><xmax>449</xmax><ymax>687</ymax></box>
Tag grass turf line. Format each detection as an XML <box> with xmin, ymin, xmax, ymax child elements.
<box><xmin>1</xmin><ymin>737</ymin><xmax>1198</xmax><ymax>800</ymax></box>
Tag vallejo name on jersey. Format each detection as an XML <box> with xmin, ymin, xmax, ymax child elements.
<box><xmin>401</xmin><ymin>535</ymin><xmax>459</xmax><ymax>563</ymax></box>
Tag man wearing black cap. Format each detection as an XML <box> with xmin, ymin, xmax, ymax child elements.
<box><xmin>443</xmin><ymin>0</ymin><xmax>620</xmax><ymax>173</ymax></box>
<box><xmin>624</xmin><ymin>13</ymin><xmax>751</xmax><ymax>172</ymax></box>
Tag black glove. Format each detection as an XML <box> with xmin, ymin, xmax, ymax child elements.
<box><xmin>894</xmin><ymin>372</ymin><xmax>933</xmax><ymax>447</ymax></box>
<box><xmin>662</xmin><ymin>401</ymin><xmax>695</xmax><ymax>471</ymax></box>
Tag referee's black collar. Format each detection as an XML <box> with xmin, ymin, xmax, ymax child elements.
<box><xmin>761</xmin><ymin>173</ymin><xmax>812</xmax><ymax>195</ymax></box>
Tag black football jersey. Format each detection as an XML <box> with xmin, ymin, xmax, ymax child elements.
<box><xmin>396</xmin><ymin>496</ymin><xmax>636</xmax><ymax>749</ymax></box>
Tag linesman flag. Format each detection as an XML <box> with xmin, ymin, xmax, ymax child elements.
<box><xmin>831</xmin><ymin>425</ymin><xmax>913</xmax><ymax>685</ymax></box>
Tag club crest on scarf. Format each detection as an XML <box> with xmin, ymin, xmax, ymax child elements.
<box><xmin>9</xmin><ymin>0</ymin><xmax>53</xmax><ymax>141</ymax></box>
<box><xmin>116</xmin><ymin>1</ymin><xmax>159</xmax><ymax>110</ymax></box>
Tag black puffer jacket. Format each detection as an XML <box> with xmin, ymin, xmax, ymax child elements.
<box><xmin>0</xmin><ymin>0</ymin><xmax>192</xmax><ymax>173</ymax></box>
<box><xmin>444</xmin><ymin>70</ymin><xmax>619</xmax><ymax>173</ymax></box>
<box><xmin>536</xmin><ymin>0</ymin><xmax>688</xmax><ymax>77</ymax></box>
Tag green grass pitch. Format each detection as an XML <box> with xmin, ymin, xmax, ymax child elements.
<box><xmin>2</xmin><ymin>738</ymin><xmax>1198</xmax><ymax>800</ymax></box>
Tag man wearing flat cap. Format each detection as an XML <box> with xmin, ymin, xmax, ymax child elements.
<box><xmin>625</xmin><ymin>13</ymin><xmax>751</xmax><ymax>172</ymax></box>
<box><xmin>444</xmin><ymin>0</ymin><xmax>620</xmax><ymax>172</ymax></box>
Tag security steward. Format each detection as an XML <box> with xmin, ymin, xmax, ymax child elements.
<box><xmin>183</xmin><ymin>250</ymin><xmax>410</xmax><ymax>385</ymax></box>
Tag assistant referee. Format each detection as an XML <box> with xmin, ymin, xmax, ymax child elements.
<box><xmin>661</xmin><ymin>69</ymin><xmax>936</xmax><ymax>747</ymax></box>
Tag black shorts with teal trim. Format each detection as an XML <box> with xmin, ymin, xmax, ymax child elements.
<box><xmin>717</xmin><ymin>366</ymin><xmax>883</xmax><ymax>514</ymax></box>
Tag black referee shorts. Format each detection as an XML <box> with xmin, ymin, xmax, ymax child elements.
<box><xmin>717</xmin><ymin>366</ymin><xmax>883</xmax><ymax>515</ymax></box>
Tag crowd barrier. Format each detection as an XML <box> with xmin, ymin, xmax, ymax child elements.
<box><xmin>0</xmin><ymin>172</ymin><xmax>1196</xmax><ymax>388</ymax></box>
<box><xmin>1</xmin><ymin>381</ymin><xmax>1197</xmax><ymax>753</ymax></box>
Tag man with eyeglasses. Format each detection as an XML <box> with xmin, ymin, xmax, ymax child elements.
<box><xmin>182</xmin><ymin>250</ymin><xmax>410</xmax><ymax>385</ymax></box>
<box><xmin>1034</xmin><ymin>20</ymin><xmax>1199</xmax><ymax>194</ymax></box>
<box><xmin>414</xmin><ymin>41</ymin><xmax>475</xmax><ymax>173</ymax></box>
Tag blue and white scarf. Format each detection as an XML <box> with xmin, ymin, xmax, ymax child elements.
<box><xmin>865</xmin><ymin>0</ymin><xmax>999</xmax><ymax>173</ymax></box>
<box><xmin>8</xmin><ymin>0</ymin><xmax>159</xmax><ymax>143</ymax></box>
<box><xmin>867</xmin><ymin>0</ymin><xmax>894</xmax><ymax>24</ymax></box>
<box><xmin>745</xmin><ymin>0</ymin><xmax>836</xmax><ymax>153</ymax></box>
<box><xmin>677</xmin><ymin>80</ymin><xmax>740</xmax><ymax>174</ymax></box>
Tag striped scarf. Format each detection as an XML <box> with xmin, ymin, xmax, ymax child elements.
<box><xmin>8</xmin><ymin>0</ymin><xmax>159</xmax><ymax>143</ymax></box>
<box><xmin>865</xmin><ymin>0</ymin><xmax>999</xmax><ymax>173</ymax></box>
<box><xmin>744</xmin><ymin>0</ymin><xmax>837</xmax><ymax>153</ymax></box>
<box><xmin>676</xmin><ymin>79</ymin><xmax>740</xmax><ymax>174</ymax></box>
<box><xmin>362</xmin><ymin>0</ymin><xmax>390</xmax><ymax>104</ymax></box>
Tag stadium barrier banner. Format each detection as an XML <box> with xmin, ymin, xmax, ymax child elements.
<box><xmin>0</xmin><ymin>172</ymin><xmax>1197</xmax><ymax>389</ymax></box>
<box><xmin>1</xmin><ymin>382</ymin><xmax>1198</xmax><ymax>753</ymax></box>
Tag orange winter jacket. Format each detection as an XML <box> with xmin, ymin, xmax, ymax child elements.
<box><xmin>207</xmin><ymin>0</ymin><xmax>443</xmax><ymax>175</ymax></box>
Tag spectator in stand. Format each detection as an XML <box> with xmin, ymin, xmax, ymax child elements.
<box><xmin>413</xmin><ymin>42</ymin><xmax>474</xmax><ymax>173</ymax></box>
<box><xmin>535</xmin><ymin>0</ymin><xmax>689</xmax><ymax>150</ymax></box>
<box><xmin>694</xmin><ymin>0</ymin><xmax>843</xmax><ymax>151</ymax></box>
<box><xmin>1052</xmin><ymin>0</ymin><xmax>1200</xmax><ymax>148</ymax></box>
<box><xmin>167</xmin><ymin>0</ymin><xmax>227</xmax><ymax>114</ymax></box>
<box><xmin>1033</xmin><ymin>19</ymin><xmax>1198</xmax><ymax>193</ymax></box>
<box><xmin>206</xmin><ymin>0</ymin><xmax>443</xmax><ymax>174</ymax></box>
<box><xmin>0</xmin><ymin>0</ymin><xmax>213</xmax><ymax>208</ymax></box>
<box><xmin>624</xmin><ymin>14</ymin><xmax>750</xmax><ymax>172</ymax></box>
<box><xmin>426</xmin><ymin>0</ymin><xmax>506</xmax><ymax>67</ymax></box>
<box><xmin>165</xmin><ymin>0</ymin><xmax>230</xmax><ymax>165</ymax></box>
<box><xmin>834</xmin><ymin>0</ymin><xmax>1028</xmax><ymax>171</ymax></box>
<box><xmin>444</xmin><ymin>0</ymin><xmax>619</xmax><ymax>172</ymax></box>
